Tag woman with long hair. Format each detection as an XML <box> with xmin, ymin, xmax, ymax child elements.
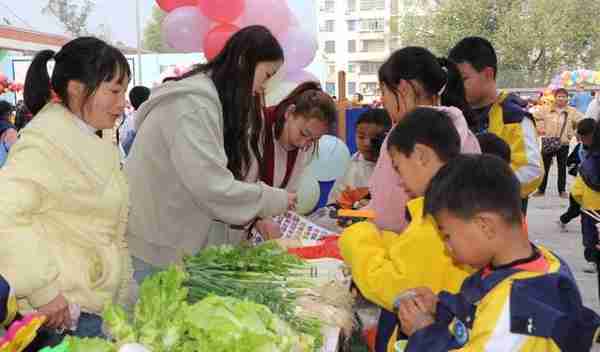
<box><xmin>125</xmin><ymin>26</ymin><xmax>296</xmax><ymax>282</ymax></box>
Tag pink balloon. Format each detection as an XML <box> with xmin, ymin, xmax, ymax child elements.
<box><xmin>239</xmin><ymin>0</ymin><xmax>291</xmax><ymax>36</ymax></box>
<box><xmin>278</xmin><ymin>27</ymin><xmax>318</xmax><ymax>73</ymax></box>
<box><xmin>203</xmin><ymin>24</ymin><xmax>240</xmax><ymax>60</ymax></box>
<box><xmin>162</xmin><ymin>6</ymin><xmax>212</xmax><ymax>52</ymax></box>
<box><xmin>198</xmin><ymin>0</ymin><xmax>245</xmax><ymax>23</ymax></box>
<box><xmin>156</xmin><ymin>0</ymin><xmax>197</xmax><ymax>13</ymax></box>
<box><xmin>285</xmin><ymin>70</ymin><xmax>319</xmax><ymax>84</ymax></box>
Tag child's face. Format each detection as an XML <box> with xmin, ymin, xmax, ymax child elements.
<box><xmin>389</xmin><ymin>145</ymin><xmax>436</xmax><ymax>199</ymax></box>
<box><xmin>435</xmin><ymin>209</ymin><xmax>493</xmax><ymax>269</ymax></box>
<box><xmin>456</xmin><ymin>62</ymin><xmax>493</xmax><ymax>108</ymax></box>
<box><xmin>283</xmin><ymin>114</ymin><xmax>329</xmax><ymax>150</ymax></box>
<box><xmin>580</xmin><ymin>133</ymin><xmax>593</xmax><ymax>147</ymax></box>
<box><xmin>355</xmin><ymin>122</ymin><xmax>386</xmax><ymax>162</ymax></box>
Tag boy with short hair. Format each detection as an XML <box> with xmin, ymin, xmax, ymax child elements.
<box><xmin>396</xmin><ymin>154</ymin><xmax>600</xmax><ymax>351</ymax></box>
<box><xmin>449</xmin><ymin>37</ymin><xmax>543</xmax><ymax>213</ymax></box>
<box><xmin>328</xmin><ymin>109</ymin><xmax>391</xmax><ymax>205</ymax></box>
<box><xmin>339</xmin><ymin>107</ymin><xmax>473</xmax><ymax>352</ymax></box>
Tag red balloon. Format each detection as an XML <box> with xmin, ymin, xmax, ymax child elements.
<box><xmin>156</xmin><ymin>0</ymin><xmax>197</xmax><ymax>13</ymax></box>
<box><xmin>203</xmin><ymin>24</ymin><xmax>240</xmax><ymax>60</ymax></box>
<box><xmin>198</xmin><ymin>0</ymin><xmax>244</xmax><ymax>23</ymax></box>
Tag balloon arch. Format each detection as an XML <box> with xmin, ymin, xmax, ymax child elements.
<box><xmin>548</xmin><ymin>69</ymin><xmax>600</xmax><ymax>90</ymax></box>
<box><xmin>156</xmin><ymin>0</ymin><xmax>319</xmax><ymax>95</ymax></box>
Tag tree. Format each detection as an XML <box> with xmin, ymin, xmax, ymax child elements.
<box><xmin>142</xmin><ymin>5</ymin><xmax>172</xmax><ymax>53</ymax></box>
<box><xmin>43</xmin><ymin>0</ymin><xmax>95</xmax><ymax>37</ymax></box>
<box><xmin>398</xmin><ymin>0</ymin><xmax>600</xmax><ymax>88</ymax></box>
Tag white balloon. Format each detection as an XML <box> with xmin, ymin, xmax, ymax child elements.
<box><xmin>265</xmin><ymin>79</ymin><xmax>300</xmax><ymax>106</ymax></box>
<box><xmin>308</xmin><ymin>135</ymin><xmax>351</xmax><ymax>181</ymax></box>
<box><xmin>296</xmin><ymin>170</ymin><xmax>320</xmax><ymax>215</ymax></box>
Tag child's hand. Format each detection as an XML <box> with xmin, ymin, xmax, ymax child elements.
<box><xmin>411</xmin><ymin>287</ymin><xmax>439</xmax><ymax>315</ymax></box>
<box><xmin>398</xmin><ymin>298</ymin><xmax>435</xmax><ymax>336</ymax></box>
<box><xmin>255</xmin><ymin>219</ymin><xmax>283</xmax><ymax>240</ymax></box>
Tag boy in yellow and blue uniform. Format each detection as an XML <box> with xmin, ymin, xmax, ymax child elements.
<box><xmin>396</xmin><ymin>155</ymin><xmax>600</xmax><ymax>351</ymax></box>
<box><xmin>0</xmin><ymin>274</ymin><xmax>17</xmax><ymax>330</ymax></box>
<box><xmin>339</xmin><ymin>108</ymin><xmax>473</xmax><ymax>352</ymax></box>
<box><xmin>570</xmin><ymin>122</ymin><xmax>600</xmax><ymax>295</ymax></box>
<box><xmin>449</xmin><ymin>37</ymin><xmax>543</xmax><ymax>214</ymax></box>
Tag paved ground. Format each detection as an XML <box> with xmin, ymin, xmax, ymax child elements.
<box><xmin>527</xmin><ymin>165</ymin><xmax>600</xmax><ymax>313</ymax></box>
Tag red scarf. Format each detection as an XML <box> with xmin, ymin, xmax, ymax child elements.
<box><xmin>261</xmin><ymin>106</ymin><xmax>298</xmax><ymax>188</ymax></box>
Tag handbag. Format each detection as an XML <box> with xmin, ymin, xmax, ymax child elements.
<box><xmin>541</xmin><ymin>111</ymin><xmax>568</xmax><ymax>155</ymax></box>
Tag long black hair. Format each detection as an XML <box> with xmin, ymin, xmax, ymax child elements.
<box><xmin>178</xmin><ymin>25</ymin><xmax>284</xmax><ymax>180</ymax></box>
<box><xmin>378</xmin><ymin>46</ymin><xmax>477</xmax><ymax>129</ymax></box>
<box><xmin>24</xmin><ymin>37</ymin><xmax>130</xmax><ymax>117</ymax></box>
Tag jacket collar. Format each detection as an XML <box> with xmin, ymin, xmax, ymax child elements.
<box><xmin>26</xmin><ymin>103</ymin><xmax>120</xmax><ymax>187</ymax></box>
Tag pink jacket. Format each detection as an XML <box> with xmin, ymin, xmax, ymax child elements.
<box><xmin>367</xmin><ymin>106</ymin><xmax>481</xmax><ymax>232</ymax></box>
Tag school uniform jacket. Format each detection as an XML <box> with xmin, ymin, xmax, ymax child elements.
<box><xmin>406</xmin><ymin>246</ymin><xmax>600</xmax><ymax>351</ymax></box>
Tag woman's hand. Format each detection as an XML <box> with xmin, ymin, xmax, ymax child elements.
<box><xmin>287</xmin><ymin>193</ymin><xmax>297</xmax><ymax>211</ymax></box>
<box><xmin>37</xmin><ymin>293</ymin><xmax>71</xmax><ymax>330</ymax></box>
<box><xmin>255</xmin><ymin>219</ymin><xmax>283</xmax><ymax>240</ymax></box>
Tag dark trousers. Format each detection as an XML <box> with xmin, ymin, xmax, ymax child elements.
<box><xmin>581</xmin><ymin>212</ymin><xmax>600</xmax><ymax>301</ymax></box>
<box><xmin>521</xmin><ymin>198</ymin><xmax>529</xmax><ymax>215</ymax></box>
<box><xmin>375</xmin><ymin>309</ymin><xmax>399</xmax><ymax>352</ymax></box>
<box><xmin>539</xmin><ymin>145</ymin><xmax>570</xmax><ymax>193</ymax></box>
<box><xmin>560</xmin><ymin>195</ymin><xmax>581</xmax><ymax>224</ymax></box>
<box><xmin>581</xmin><ymin>212</ymin><xmax>600</xmax><ymax>263</ymax></box>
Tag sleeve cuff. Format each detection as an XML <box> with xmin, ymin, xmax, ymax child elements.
<box><xmin>258</xmin><ymin>184</ymin><xmax>288</xmax><ymax>218</ymax></box>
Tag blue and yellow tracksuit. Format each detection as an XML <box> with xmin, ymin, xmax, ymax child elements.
<box><xmin>339</xmin><ymin>197</ymin><xmax>473</xmax><ymax>352</ymax></box>
<box><xmin>477</xmin><ymin>92</ymin><xmax>543</xmax><ymax>198</ymax></box>
<box><xmin>406</xmin><ymin>246</ymin><xmax>600</xmax><ymax>351</ymax></box>
<box><xmin>0</xmin><ymin>274</ymin><xmax>17</xmax><ymax>329</ymax></box>
<box><xmin>571</xmin><ymin>151</ymin><xmax>600</xmax><ymax>265</ymax></box>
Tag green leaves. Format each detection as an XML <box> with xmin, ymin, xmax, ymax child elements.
<box><xmin>398</xmin><ymin>0</ymin><xmax>600</xmax><ymax>87</ymax></box>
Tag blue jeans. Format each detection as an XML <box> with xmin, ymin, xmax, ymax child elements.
<box><xmin>26</xmin><ymin>312</ymin><xmax>104</xmax><ymax>350</ymax></box>
<box><xmin>132</xmin><ymin>256</ymin><xmax>160</xmax><ymax>285</ymax></box>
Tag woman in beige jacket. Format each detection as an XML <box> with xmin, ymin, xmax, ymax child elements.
<box><xmin>125</xmin><ymin>26</ymin><xmax>295</xmax><ymax>281</ymax></box>
<box><xmin>533</xmin><ymin>88</ymin><xmax>582</xmax><ymax>197</ymax></box>
<box><xmin>0</xmin><ymin>37</ymin><xmax>132</xmax><ymax>343</ymax></box>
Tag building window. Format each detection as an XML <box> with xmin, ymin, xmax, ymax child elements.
<box><xmin>321</xmin><ymin>0</ymin><xmax>336</xmax><ymax>12</ymax></box>
<box><xmin>328</xmin><ymin>64</ymin><xmax>336</xmax><ymax>75</ymax></box>
<box><xmin>348</xmin><ymin>63</ymin><xmax>356</xmax><ymax>73</ymax></box>
<box><xmin>359</xmin><ymin>62</ymin><xmax>382</xmax><ymax>74</ymax></box>
<box><xmin>320</xmin><ymin>20</ymin><xmax>335</xmax><ymax>32</ymax></box>
<box><xmin>324</xmin><ymin>40</ymin><xmax>336</xmax><ymax>54</ymax></box>
<box><xmin>360</xmin><ymin>82</ymin><xmax>379</xmax><ymax>95</ymax></box>
<box><xmin>347</xmin><ymin>0</ymin><xmax>356</xmax><ymax>12</ymax></box>
<box><xmin>325</xmin><ymin>82</ymin><xmax>337</xmax><ymax>95</ymax></box>
<box><xmin>348</xmin><ymin>40</ymin><xmax>356</xmax><ymax>53</ymax></box>
<box><xmin>360</xmin><ymin>0</ymin><xmax>385</xmax><ymax>10</ymax></box>
<box><xmin>348</xmin><ymin>82</ymin><xmax>357</xmax><ymax>95</ymax></box>
<box><xmin>360</xmin><ymin>18</ymin><xmax>385</xmax><ymax>32</ymax></box>
<box><xmin>347</xmin><ymin>19</ymin><xmax>358</xmax><ymax>31</ymax></box>
<box><xmin>362</xmin><ymin>39</ymin><xmax>385</xmax><ymax>52</ymax></box>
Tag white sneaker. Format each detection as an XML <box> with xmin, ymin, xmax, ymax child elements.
<box><xmin>556</xmin><ymin>220</ymin><xmax>568</xmax><ymax>233</ymax></box>
<box><xmin>583</xmin><ymin>262</ymin><xmax>597</xmax><ymax>273</ymax></box>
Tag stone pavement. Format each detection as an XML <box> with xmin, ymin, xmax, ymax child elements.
<box><xmin>527</xmin><ymin>166</ymin><xmax>600</xmax><ymax>313</ymax></box>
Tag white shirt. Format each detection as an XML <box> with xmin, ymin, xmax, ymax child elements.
<box><xmin>327</xmin><ymin>152</ymin><xmax>376</xmax><ymax>204</ymax></box>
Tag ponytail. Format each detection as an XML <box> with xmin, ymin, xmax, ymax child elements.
<box><xmin>273</xmin><ymin>81</ymin><xmax>323</xmax><ymax>138</ymax></box>
<box><xmin>438</xmin><ymin>57</ymin><xmax>478</xmax><ymax>131</ymax></box>
<box><xmin>24</xmin><ymin>50</ymin><xmax>54</xmax><ymax>115</ymax></box>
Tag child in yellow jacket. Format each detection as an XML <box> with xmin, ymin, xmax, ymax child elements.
<box><xmin>339</xmin><ymin>108</ymin><xmax>474</xmax><ymax>351</ymax></box>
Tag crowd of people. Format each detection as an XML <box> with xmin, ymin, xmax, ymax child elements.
<box><xmin>1</xmin><ymin>26</ymin><xmax>600</xmax><ymax>351</ymax></box>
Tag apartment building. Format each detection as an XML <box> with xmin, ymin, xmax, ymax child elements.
<box><xmin>318</xmin><ymin>0</ymin><xmax>402</xmax><ymax>102</ymax></box>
